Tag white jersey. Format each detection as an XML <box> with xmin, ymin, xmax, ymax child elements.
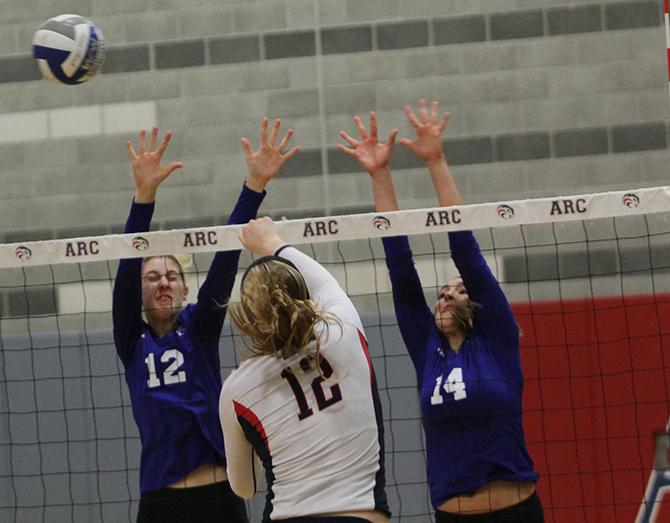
<box><xmin>219</xmin><ymin>246</ymin><xmax>388</xmax><ymax>522</ymax></box>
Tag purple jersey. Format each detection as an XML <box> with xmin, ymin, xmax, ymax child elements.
<box><xmin>382</xmin><ymin>231</ymin><xmax>538</xmax><ymax>508</ymax></box>
<box><xmin>112</xmin><ymin>185</ymin><xmax>264</xmax><ymax>493</ymax></box>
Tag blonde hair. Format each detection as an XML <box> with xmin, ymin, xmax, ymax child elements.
<box><xmin>230</xmin><ymin>258</ymin><xmax>336</xmax><ymax>362</ymax></box>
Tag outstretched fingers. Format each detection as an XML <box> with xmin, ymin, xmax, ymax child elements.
<box><xmin>277</xmin><ymin>128</ymin><xmax>293</xmax><ymax>152</ymax></box>
<box><xmin>339</xmin><ymin>130</ymin><xmax>359</xmax><ymax>148</ymax></box>
<box><xmin>268</xmin><ymin>118</ymin><xmax>281</xmax><ymax>146</ymax></box>
<box><xmin>404</xmin><ymin>105</ymin><xmax>420</xmax><ymax>129</ymax></box>
<box><xmin>126</xmin><ymin>140</ymin><xmax>138</xmax><ymax>161</ymax></box>
<box><xmin>386</xmin><ymin>127</ymin><xmax>399</xmax><ymax>146</ymax></box>
<box><xmin>431</xmin><ymin>100</ymin><xmax>439</xmax><ymax>123</ymax></box>
<box><xmin>240</xmin><ymin>137</ymin><xmax>253</xmax><ymax>157</ymax></box>
<box><xmin>337</xmin><ymin>143</ymin><xmax>358</xmax><ymax>157</ymax></box>
<box><xmin>259</xmin><ymin>117</ymin><xmax>269</xmax><ymax>146</ymax></box>
<box><xmin>438</xmin><ymin>112</ymin><xmax>451</xmax><ymax>132</ymax></box>
<box><xmin>369</xmin><ymin>112</ymin><xmax>378</xmax><ymax>139</ymax></box>
<box><xmin>156</xmin><ymin>130</ymin><xmax>173</xmax><ymax>158</ymax></box>
<box><xmin>418</xmin><ymin>98</ymin><xmax>429</xmax><ymax>123</ymax></box>
<box><xmin>148</xmin><ymin>126</ymin><xmax>159</xmax><ymax>152</ymax></box>
<box><xmin>354</xmin><ymin>115</ymin><xmax>368</xmax><ymax>140</ymax></box>
<box><xmin>138</xmin><ymin>129</ymin><xmax>146</xmax><ymax>155</ymax></box>
<box><xmin>281</xmin><ymin>146</ymin><xmax>300</xmax><ymax>161</ymax></box>
<box><xmin>163</xmin><ymin>161</ymin><xmax>184</xmax><ymax>177</ymax></box>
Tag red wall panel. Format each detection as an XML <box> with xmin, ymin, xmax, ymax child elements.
<box><xmin>514</xmin><ymin>294</ymin><xmax>670</xmax><ymax>522</ymax></box>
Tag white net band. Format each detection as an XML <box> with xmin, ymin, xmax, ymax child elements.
<box><xmin>2</xmin><ymin>185</ymin><xmax>668</xmax><ymax>269</ymax></box>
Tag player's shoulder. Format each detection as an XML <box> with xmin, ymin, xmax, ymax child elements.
<box><xmin>179</xmin><ymin>303</ymin><xmax>197</xmax><ymax>321</ymax></box>
<box><xmin>225</xmin><ymin>355</ymin><xmax>272</xmax><ymax>388</ymax></box>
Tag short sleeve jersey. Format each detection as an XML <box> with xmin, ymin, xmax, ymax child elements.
<box><xmin>112</xmin><ymin>185</ymin><xmax>264</xmax><ymax>493</ymax></box>
<box><xmin>220</xmin><ymin>247</ymin><xmax>389</xmax><ymax>522</ymax></box>
<box><xmin>382</xmin><ymin>231</ymin><xmax>538</xmax><ymax>508</ymax></box>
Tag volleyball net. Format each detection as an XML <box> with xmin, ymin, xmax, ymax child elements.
<box><xmin>1</xmin><ymin>186</ymin><xmax>670</xmax><ymax>522</ymax></box>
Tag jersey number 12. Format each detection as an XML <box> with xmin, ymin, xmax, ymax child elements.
<box><xmin>145</xmin><ymin>349</ymin><xmax>186</xmax><ymax>388</ymax></box>
<box><xmin>281</xmin><ymin>356</ymin><xmax>342</xmax><ymax>421</ymax></box>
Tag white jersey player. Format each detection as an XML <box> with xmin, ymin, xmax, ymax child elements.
<box><xmin>219</xmin><ymin>217</ymin><xmax>390</xmax><ymax>523</ymax></box>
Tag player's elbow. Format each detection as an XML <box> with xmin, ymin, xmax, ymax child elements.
<box><xmin>229</xmin><ymin>476</ymin><xmax>256</xmax><ymax>499</ymax></box>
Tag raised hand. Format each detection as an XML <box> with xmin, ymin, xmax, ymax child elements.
<box><xmin>239</xmin><ymin>217</ymin><xmax>286</xmax><ymax>256</ymax></box>
<box><xmin>242</xmin><ymin>117</ymin><xmax>299</xmax><ymax>192</ymax></box>
<box><xmin>399</xmin><ymin>99</ymin><xmax>450</xmax><ymax>163</ymax></box>
<box><xmin>338</xmin><ymin>112</ymin><xmax>398</xmax><ymax>176</ymax></box>
<box><xmin>126</xmin><ymin>127</ymin><xmax>183</xmax><ymax>203</ymax></box>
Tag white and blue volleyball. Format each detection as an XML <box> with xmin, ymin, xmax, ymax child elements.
<box><xmin>32</xmin><ymin>14</ymin><xmax>105</xmax><ymax>85</ymax></box>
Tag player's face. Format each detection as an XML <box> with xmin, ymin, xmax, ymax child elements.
<box><xmin>434</xmin><ymin>277</ymin><xmax>470</xmax><ymax>335</ymax></box>
<box><xmin>141</xmin><ymin>257</ymin><xmax>188</xmax><ymax>323</ymax></box>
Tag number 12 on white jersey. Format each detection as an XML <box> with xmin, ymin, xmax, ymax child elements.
<box><xmin>430</xmin><ymin>367</ymin><xmax>467</xmax><ymax>405</ymax></box>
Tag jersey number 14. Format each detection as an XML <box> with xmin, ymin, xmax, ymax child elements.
<box><xmin>430</xmin><ymin>367</ymin><xmax>467</xmax><ymax>404</ymax></box>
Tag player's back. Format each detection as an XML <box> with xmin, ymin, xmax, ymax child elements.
<box><xmin>223</xmin><ymin>317</ymin><xmax>386</xmax><ymax>521</ymax></box>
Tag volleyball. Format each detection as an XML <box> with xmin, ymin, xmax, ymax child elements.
<box><xmin>32</xmin><ymin>14</ymin><xmax>105</xmax><ymax>85</ymax></box>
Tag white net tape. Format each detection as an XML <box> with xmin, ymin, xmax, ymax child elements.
<box><xmin>2</xmin><ymin>186</ymin><xmax>668</xmax><ymax>269</ymax></box>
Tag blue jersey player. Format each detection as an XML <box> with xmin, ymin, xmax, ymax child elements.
<box><xmin>339</xmin><ymin>100</ymin><xmax>544</xmax><ymax>523</ymax></box>
<box><xmin>113</xmin><ymin>121</ymin><xmax>298</xmax><ymax>523</ymax></box>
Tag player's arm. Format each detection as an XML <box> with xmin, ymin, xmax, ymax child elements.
<box><xmin>382</xmin><ymin>236</ymin><xmax>435</xmax><ymax>372</ymax></box>
<box><xmin>219</xmin><ymin>383</ymin><xmax>262</xmax><ymax>499</ymax></box>
<box><xmin>113</xmin><ymin>128</ymin><xmax>182</xmax><ymax>362</ymax></box>
<box><xmin>400</xmin><ymin>100</ymin><xmax>518</xmax><ymax>342</ymax></box>
<box><xmin>194</xmin><ymin>118</ymin><xmax>299</xmax><ymax>341</ymax></box>
<box><xmin>238</xmin><ymin>217</ymin><xmax>362</xmax><ymax>328</ymax></box>
<box><xmin>449</xmin><ymin>231</ymin><xmax>518</xmax><ymax>343</ymax></box>
<box><xmin>112</xmin><ymin>202</ymin><xmax>151</xmax><ymax>362</ymax></box>
<box><xmin>339</xmin><ymin>112</ymin><xmax>433</xmax><ymax>368</ymax></box>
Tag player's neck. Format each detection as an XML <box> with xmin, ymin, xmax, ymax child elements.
<box><xmin>148</xmin><ymin>316</ymin><xmax>178</xmax><ymax>338</ymax></box>
<box><xmin>445</xmin><ymin>330</ymin><xmax>465</xmax><ymax>352</ymax></box>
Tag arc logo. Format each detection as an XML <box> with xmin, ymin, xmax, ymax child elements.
<box><xmin>132</xmin><ymin>236</ymin><xmax>150</xmax><ymax>251</ymax></box>
<box><xmin>373</xmin><ymin>216</ymin><xmax>391</xmax><ymax>231</ymax></box>
<box><xmin>496</xmin><ymin>204</ymin><xmax>515</xmax><ymax>220</ymax></box>
<box><xmin>623</xmin><ymin>193</ymin><xmax>640</xmax><ymax>208</ymax></box>
<box><xmin>183</xmin><ymin>231</ymin><xmax>217</xmax><ymax>247</ymax></box>
<box><xmin>15</xmin><ymin>245</ymin><xmax>32</xmax><ymax>261</ymax></box>
<box><xmin>303</xmin><ymin>219</ymin><xmax>338</xmax><ymax>237</ymax></box>
<box><xmin>65</xmin><ymin>240</ymin><xmax>100</xmax><ymax>257</ymax></box>
<box><xmin>425</xmin><ymin>209</ymin><xmax>461</xmax><ymax>226</ymax></box>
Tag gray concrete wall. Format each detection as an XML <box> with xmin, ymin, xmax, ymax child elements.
<box><xmin>0</xmin><ymin>0</ymin><xmax>668</xmax><ymax>241</ymax></box>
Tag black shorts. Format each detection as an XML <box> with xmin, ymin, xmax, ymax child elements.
<box><xmin>435</xmin><ymin>491</ymin><xmax>544</xmax><ymax>523</ymax></box>
<box><xmin>137</xmin><ymin>480</ymin><xmax>248</xmax><ymax>523</ymax></box>
<box><xmin>277</xmin><ymin>518</ymin><xmax>370</xmax><ymax>523</ymax></box>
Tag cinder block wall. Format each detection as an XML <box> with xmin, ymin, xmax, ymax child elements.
<box><xmin>0</xmin><ymin>0</ymin><xmax>668</xmax><ymax>241</ymax></box>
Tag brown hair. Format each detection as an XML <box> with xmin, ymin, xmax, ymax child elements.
<box><xmin>230</xmin><ymin>258</ymin><xmax>337</xmax><ymax>362</ymax></box>
<box><xmin>438</xmin><ymin>285</ymin><xmax>523</xmax><ymax>338</ymax></box>
<box><xmin>451</xmin><ymin>300</ymin><xmax>479</xmax><ymax>335</ymax></box>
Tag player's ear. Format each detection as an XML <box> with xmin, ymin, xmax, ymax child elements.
<box><xmin>183</xmin><ymin>286</ymin><xmax>189</xmax><ymax>299</ymax></box>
